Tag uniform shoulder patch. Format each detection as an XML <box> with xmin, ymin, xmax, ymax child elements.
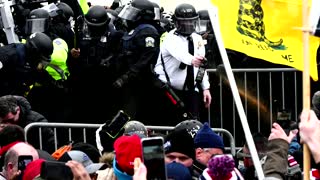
<box><xmin>145</xmin><ymin>37</ymin><xmax>155</xmax><ymax>47</ymax></box>
<box><xmin>54</xmin><ymin>39</ymin><xmax>62</xmax><ymax>45</ymax></box>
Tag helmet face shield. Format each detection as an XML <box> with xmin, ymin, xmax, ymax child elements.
<box><xmin>196</xmin><ymin>19</ymin><xmax>210</xmax><ymax>34</ymax></box>
<box><xmin>118</xmin><ymin>4</ymin><xmax>140</xmax><ymax>21</ymax></box>
<box><xmin>175</xmin><ymin>17</ymin><xmax>198</xmax><ymax>35</ymax></box>
<box><xmin>154</xmin><ymin>7</ymin><xmax>161</xmax><ymax>20</ymax></box>
<box><xmin>25</xmin><ymin>18</ymin><xmax>49</xmax><ymax>35</ymax></box>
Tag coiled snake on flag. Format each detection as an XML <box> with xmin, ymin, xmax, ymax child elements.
<box><xmin>236</xmin><ymin>0</ymin><xmax>283</xmax><ymax>47</ymax></box>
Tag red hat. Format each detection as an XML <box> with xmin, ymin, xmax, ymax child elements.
<box><xmin>113</xmin><ymin>135</ymin><xmax>142</xmax><ymax>175</ymax></box>
<box><xmin>22</xmin><ymin>159</ymin><xmax>45</xmax><ymax>180</ymax></box>
<box><xmin>0</xmin><ymin>141</ymin><xmax>21</xmax><ymax>156</ymax></box>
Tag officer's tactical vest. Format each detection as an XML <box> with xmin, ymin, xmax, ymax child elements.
<box><xmin>122</xmin><ymin>24</ymin><xmax>157</xmax><ymax>55</ymax></box>
<box><xmin>45</xmin><ymin>38</ymin><xmax>69</xmax><ymax>81</ymax></box>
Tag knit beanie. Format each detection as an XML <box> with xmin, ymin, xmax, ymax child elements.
<box><xmin>194</xmin><ymin>123</ymin><xmax>224</xmax><ymax>150</ymax></box>
<box><xmin>200</xmin><ymin>155</ymin><xmax>243</xmax><ymax>180</ymax></box>
<box><xmin>166</xmin><ymin>162</ymin><xmax>192</xmax><ymax>180</ymax></box>
<box><xmin>164</xmin><ymin>129</ymin><xmax>195</xmax><ymax>159</ymax></box>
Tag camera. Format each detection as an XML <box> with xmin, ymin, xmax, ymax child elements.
<box><xmin>41</xmin><ymin>161</ymin><xmax>73</xmax><ymax>180</ymax></box>
<box><xmin>196</xmin><ymin>57</ymin><xmax>208</xmax><ymax>83</ymax></box>
<box><xmin>276</xmin><ymin>109</ymin><xmax>294</xmax><ymax>135</ymax></box>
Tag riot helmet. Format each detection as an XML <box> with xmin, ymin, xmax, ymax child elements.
<box><xmin>25</xmin><ymin>8</ymin><xmax>50</xmax><ymax>35</ymax></box>
<box><xmin>56</xmin><ymin>2</ymin><xmax>74</xmax><ymax>23</ymax></box>
<box><xmin>118</xmin><ymin>0</ymin><xmax>155</xmax><ymax>22</ymax></box>
<box><xmin>25</xmin><ymin>32</ymin><xmax>53</xmax><ymax>67</ymax></box>
<box><xmin>174</xmin><ymin>120</ymin><xmax>203</xmax><ymax>139</ymax></box>
<box><xmin>196</xmin><ymin>10</ymin><xmax>212</xmax><ymax>35</ymax></box>
<box><xmin>173</xmin><ymin>3</ymin><xmax>199</xmax><ymax>36</ymax></box>
<box><xmin>84</xmin><ymin>5</ymin><xmax>110</xmax><ymax>37</ymax></box>
<box><xmin>123</xmin><ymin>120</ymin><xmax>148</xmax><ymax>137</ymax></box>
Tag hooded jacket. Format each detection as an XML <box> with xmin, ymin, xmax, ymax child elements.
<box><xmin>15</xmin><ymin>96</ymin><xmax>56</xmax><ymax>153</ymax></box>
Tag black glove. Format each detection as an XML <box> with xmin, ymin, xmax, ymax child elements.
<box><xmin>112</xmin><ymin>74</ymin><xmax>129</xmax><ymax>88</ymax></box>
<box><xmin>112</xmin><ymin>78</ymin><xmax>124</xmax><ymax>89</ymax></box>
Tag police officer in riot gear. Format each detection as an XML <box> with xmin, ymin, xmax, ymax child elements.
<box><xmin>0</xmin><ymin>32</ymin><xmax>53</xmax><ymax>96</ymax></box>
<box><xmin>70</xmin><ymin>5</ymin><xmax>110</xmax><ymax>63</ymax></box>
<box><xmin>50</xmin><ymin>2</ymin><xmax>75</xmax><ymax>49</ymax></box>
<box><xmin>113</xmin><ymin>0</ymin><xmax>160</xmax><ymax>123</ymax></box>
<box><xmin>24</xmin><ymin>6</ymin><xmax>73</xmax><ymax>125</ymax></box>
<box><xmin>154</xmin><ymin>3</ymin><xmax>211</xmax><ymax>124</ymax></box>
<box><xmin>69</xmin><ymin>5</ymin><xmax>124</xmax><ymax>123</ymax></box>
<box><xmin>24</xmin><ymin>6</ymin><xmax>70</xmax><ymax>87</ymax></box>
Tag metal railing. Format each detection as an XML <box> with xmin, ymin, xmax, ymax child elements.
<box><xmin>24</xmin><ymin>68</ymin><xmax>302</xmax><ymax>153</ymax></box>
<box><xmin>206</xmin><ymin>68</ymin><xmax>301</xmax><ymax>145</ymax></box>
<box><xmin>24</xmin><ymin>122</ymin><xmax>236</xmax><ymax>156</ymax></box>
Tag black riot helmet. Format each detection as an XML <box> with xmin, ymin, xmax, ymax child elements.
<box><xmin>196</xmin><ymin>10</ymin><xmax>212</xmax><ymax>35</ymax></box>
<box><xmin>174</xmin><ymin>120</ymin><xmax>203</xmax><ymax>139</ymax></box>
<box><xmin>25</xmin><ymin>8</ymin><xmax>50</xmax><ymax>35</ymax></box>
<box><xmin>84</xmin><ymin>5</ymin><xmax>110</xmax><ymax>37</ymax></box>
<box><xmin>25</xmin><ymin>32</ymin><xmax>53</xmax><ymax>67</ymax></box>
<box><xmin>173</xmin><ymin>3</ymin><xmax>199</xmax><ymax>36</ymax></box>
<box><xmin>56</xmin><ymin>2</ymin><xmax>74</xmax><ymax>23</ymax></box>
<box><xmin>118</xmin><ymin>0</ymin><xmax>155</xmax><ymax>22</ymax></box>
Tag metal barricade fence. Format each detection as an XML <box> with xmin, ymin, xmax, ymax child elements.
<box><xmin>207</xmin><ymin>68</ymin><xmax>301</xmax><ymax>146</ymax></box>
<box><xmin>23</xmin><ymin>68</ymin><xmax>302</xmax><ymax>154</ymax></box>
<box><xmin>24</xmin><ymin>122</ymin><xmax>236</xmax><ymax>156</ymax></box>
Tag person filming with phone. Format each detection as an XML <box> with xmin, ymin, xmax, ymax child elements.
<box><xmin>0</xmin><ymin>142</ymin><xmax>39</xmax><ymax>180</ymax></box>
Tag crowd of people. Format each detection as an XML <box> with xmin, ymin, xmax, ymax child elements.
<box><xmin>0</xmin><ymin>0</ymin><xmax>320</xmax><ymax>179</ymax></box>
<box><xmin>0</xmin><ymin>110</ymin><xmax>320</xmax><ymax>180</ymax></box>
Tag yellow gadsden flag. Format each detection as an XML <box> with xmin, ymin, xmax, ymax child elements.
<box><xmin>211</xmin><ymin>0</ymin><xmax>319</xmax><ymax>81</ymax></box>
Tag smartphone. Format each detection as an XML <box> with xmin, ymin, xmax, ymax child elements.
<box><xmin>17</xmin><ymin>155</ymin><xmax>33</xmax><ymax>180</ymax></box>
<box><xmin>276</xmin><ymin>109</ymin><xmax>292</xmax><ymax>135</ymax></box>
<box><xmin>18</xmin><ymin>155</ymin><xmax>33</xmax><ymax>171</ymax></box>
<box><xmin>141</xmin><ymin>137</ymin><xmax>167</xmax><ymax>180</ymax></box>
<box><xmin>41</xmin><ymin>161</ymin><xmax>73</xmax><ymax>180</ymax></box>
<box><xmin>105</xmin><ymin>110</ymin><xmax>130</xmax><ymax>138</ymax></box>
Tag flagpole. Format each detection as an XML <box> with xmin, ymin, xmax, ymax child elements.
<box><xmin>302</xmin><ymin>0</ymin><xmax>311</xmax><ymax>179</ymax></box>
<box><xmin>206</xmin><ymin>3</ymin><xmax>265</xmax><ymax>180</ymax></box>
